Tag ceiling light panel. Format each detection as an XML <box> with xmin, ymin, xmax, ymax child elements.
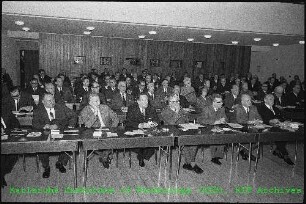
<box><xmin>22</xmin><ymin>27</ymin><xmax>30</xmax><ymax>31</ymax></box>
<box><xmin>86</xmin><ymin>26</ymin><xmax>95</xmax><ymax>31</ymax></box>
<box><xmin>149</xmin><ymin>31</ymin><xmax>157</xmax><ymax>35</ymax></box>
<box><xmin>15</xmin><ymin>21</ymin><xmax>24</xmax><ymax>26</ymax></box>
<box><xmin>204</xmin><ymin>35</ymin><xmax>212</xmax><ymax>39</ymax></box>
<box><xmin>272</xmin><ymin>43</ymin><xmax>279</xmax><ymax>46</ymax></box>
<box><xmin>254</xmin><ymin>38</ymin><xmax>261</xmax><ymax>41</ymax></box>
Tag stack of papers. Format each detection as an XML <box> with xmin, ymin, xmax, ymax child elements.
<box><xmin>93</xmin><ymin>131</ymin><xmax>102</xmax><ymax>138</ymax></box>
<box><xmin>1</xmin><ymin>135</ymin><xmax>8</xmax><ymax>140</ymax></box>
<box><xmin>227</xmin><ymin>123</ymin><xmax>243</xmax><ymax>129</ymax></box>
<box><xmin>27</xmin><ymin>132</ymin><xmax>42</xmax><ymax>137</ymax></box>
<box><xmin>106</xmin><ymin>132</ymin><xmax>118</xmax><ymax>137</ymax></box>
<box><xmin>179</xmin><ymin>123</ymin><xmax>205</xmax><ymax>130</ymax></box>
<box><xmin>124</xmin><ymin>129</ymin><xmax>145</xmax><ymax>135</ymax></box>
<box><xmin>51</xmin><ymin>130</ymin><xmax>63</xmax><ymax>139</ymax></box>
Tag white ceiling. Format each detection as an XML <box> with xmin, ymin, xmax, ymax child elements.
<box><xmin>2</xmin><ymin>2</ymin><xmax>305</xmax><ymax>46</ymax></box>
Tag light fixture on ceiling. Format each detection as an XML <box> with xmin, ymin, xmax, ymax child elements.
<box><xmin>204</xmin><ymin>35</ymin><xmax>212</xmax><ymax>39</ymax></box>
<box><xmin>272</xmin><ymin>43</ymin><xmax>279</xmax><ymax>46</ymax></box>
<box><xmin>15</xmin><ymin>21</ymin><xmax>24</xmax><ymax>26</ymax></box>
<box><xmin>299</xmin><ymin>41</ymin><xmax>305</xmax><ymax>44</ymax></box>
<box><xmin>84</xmin><ymin>31</ymin><xmax>91</xmax><ymax>35</ymax></box>
<box><xmin>149</xmin><ymin>31</ymin><xmax>157</xmax><ymax>35</ymax></box>
<box><xmin>22</xmin><ymin>27</ymin><xmax>30</xmax><ymax>32</ymax></box>
<box><xmin>187</xmin><ymin>38</ymin><xmax>194</xmax><ymax>42</ymax></box>
<box><xmin>138</xmin><ymin>35</ymin><xmax>146</xmax><ymax>39</ymax></box>
<box><xmin>254</xmin><ymin>38</ymin><xmax>261</xmax><ymax>42</ymax></box>
<box><xmin>232</xmin><ymin>41</ymin><xmax>239</xmax><ymax>45</ymax></box>
<box><xmin>86</xmin><ymin>26</ymin><xmax>95</xmax><ymax>31</ymax></box>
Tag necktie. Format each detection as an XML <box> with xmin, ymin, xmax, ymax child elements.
<box><xmin>97</xmin><ymin>109</ymin><xmax>105</xmax><ymax>128</ymax></box>
<box><xmin>1</xmin><ymin>117</ymin><xmax>7</xmax><ymax>129</ymax></box>
<box><xmin>122</xmin><ymin>93</ymin><xmax>126</xmax><ymax>106</ymax></box>
<box><xmin>141</xmin><ymin>108</ymin><xmax>145</xmax><ymax>116</ymax></box>
<box><xmin>164</xmin><ymin>88</ymin><xmax>167</xmax><ymax>93</ymax></box>
<box><xmin>14</xmin><ymin>99</ymin><xmax>19</xmax><ymax>111</ymax></box>
<box><xmin>152</xmin><ymin>94</ymin><xmax>154</xmax><ymax>100</ymax></box>
<box><xmin>49</xmin><ymin>109</ymin><xmax>54</xmax><ymax>121</ymax></box>
<box><xmin>270</xmin><ymin>106</ymin><xmax>275</xmax><ymax>115</ymax></box>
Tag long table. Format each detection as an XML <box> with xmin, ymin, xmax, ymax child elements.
<box><xmin>1</xmin><ymin>125</ymin><xmax>304</xmax><ymax>188</ymax></box>
<box><xmin>81</xmin><ymin>127</ymin><xmax>175</xmax><ymax>187</ymax></box>
<box><xmin>1</xmin><ymin>130</ymin><xmax>81</xmax><ymax>188</ymax></box>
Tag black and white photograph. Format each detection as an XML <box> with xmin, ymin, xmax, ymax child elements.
<box><xmin>1</xmin><ymin>2</ymin><xmax>304</xmax><ymax>203</ymax></box>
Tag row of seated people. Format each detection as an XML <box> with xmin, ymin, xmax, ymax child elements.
<box><xmin>1</xmin><ymin>84</ymin><xmax>298</xmax><ymax>187</ymax></box>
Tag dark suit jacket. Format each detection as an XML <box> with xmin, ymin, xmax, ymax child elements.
<box><xmin>233</xmin><ymin>104</ymin><xmax>262</xmax><ymax>124</ymax></box>
<box><xmin>24</xmin><ymin>86</ymin><xmax>45</xmax><ymax>96</ymax></box>
<box><xmin>273</xmin><ymin>94</ymin><xmax>287</xmax><ymax>107</ymax></box>
<box><xmin>1</xmin><ymin>105</ymin><xmax>20</xmax><ymax>130</ymax></box>
<box><xmin>223</xmin><ymin>93</ymin><xmax>240</xmax><ymax>111</ymax></box>
<box><xmin>54</xmin><ymin>86</ymin><xmax>74</xmax><ymax>103</ymax></box>
<box><xmin>126</xmin><ymin>103</ymin><xmax>159</xmax><ymax>128</ymax></box>
<box><xmin>179</xmin><ymin>95</ymin><xmax>190</xmax><ymax>108</ymax></box>
<box><xmin>160</xmin><ymin>107</ymin><xmax>189</xmax><ymax>125</ymax></box>
<box><xmin>40</xmin><ymin>75</ymin><xmax>52</xmax><ymax>85</ymax></box>
<box><xmin>216</xmin><ymin>83</ymin><xmax>230</xmax><ymax>94</ymax></box>
<box><xmin>79</xmin><ymin>92</ymin><xmax>107</xmax><ymax>111</ymax></box>
<box><xmin>197</xmin><ymin>105</ymin><xmax>227</xmax><ymax>125</ymax></box>
<box><xmin>3</xmin><ymin>92</ymin><xmax>34</xmax><ymax>112</ymax></box>
<box><xmin>79</xmin><ymin>104</ymin><xmax>119</xmax><ymax>128</ymax></box>
<box><xmin>285</xmin><ymin>92</ymin><xmax>304</xmax><ymax>106</ymax></box>
<box><xmin>110</xmin><ymin>92</ymin><xmax>135</xmax><ymax>112</ymax></box>
<box><xmin>104</xmin><ymin>87</ymin><xmax>119</xmax><ymax>103</ymax></box>
<box><xmin>257</xmin><ymin>103</ymin><xmax>283</xmax><ymax>124</ymax></box>
<box><xmin>32</xmin><ymin>103</ymin><xmax>77</xmax><ymax>130</ymax></box>
<box><xmin>255</xmin><ymin>89</ymin><xmax>271</xmax><ymax>101</ymax></box>
<box><xmin>132</xmin><ymin>87</ymin><xmax>147</xmax><ymax>99</ymax></box>
<box><xmin>75</xmin><ymin>86</ymin><xmax>90</xmax><ymax>101</ymax></box>
<box><xmin>145</xmin><ymin>91</ymin><xmax>162</xmax><ymax>109</ymax></box>
<box><xmin>195</xmin><ymin>96</ymin><xmax>212</xmax><ymax>113</ymax></box>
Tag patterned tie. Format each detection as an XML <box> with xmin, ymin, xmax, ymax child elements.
<box><xmin>49</xmin><ymin>109</ymin><xmax>54</xmax><ymax>121</ymax></box>
<box><xmin>122</xmin><ymin>93</ymin><xmax>127</xmax><ymax>107</ymax></box>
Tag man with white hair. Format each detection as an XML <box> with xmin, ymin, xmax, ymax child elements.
<box><xmin>273</xmin><ymin>86</ymin><xmax>287</xmax><ymax>109</ymax></box>
<box><xmin>257</xmin><ymin>94</ymin><xmax>294</xmax><ymax>165</ymax></box>
<box><xmin>180</xmin><ymin>76</ymin><xmax>197</xmax><ymax>105</ymax></box>
<box><xmin>79</xmin><ymin>93</ymin><xmax>119</xmax><ymax>168</ymax></box>
<box><xmin>161</xmin><ymin>94</ymin><xmax>203</xmax><ymax>174</ymax></box>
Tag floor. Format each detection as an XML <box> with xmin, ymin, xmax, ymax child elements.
<box><xmin>1</xmin><ymin>142</ymin><xmax>304</xmax><ymax>202</ymax></box>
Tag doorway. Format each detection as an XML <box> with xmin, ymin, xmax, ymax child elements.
<box><xmin>20</xmin><ymin>50</ymin><xmax>39</xmax><ymax>89</ymax></box>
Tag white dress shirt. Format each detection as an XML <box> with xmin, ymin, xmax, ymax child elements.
<box><xmin>45</xmin><ymin>107</ymin><xmax>55</xmax><ymax>121</ymax></box>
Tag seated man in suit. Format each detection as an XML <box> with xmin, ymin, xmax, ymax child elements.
<box><xmin>38</xmin><ymin>69</ymin><xmax>52</xmax><ymax>86</ymax></box>
<box><xmin>104</xmin><ymin>77</ymin><xmax>118</xmax><ymax>104</ymax></box>
<box><xmin>234</xmin><ymin>94</ymin><xmax>262</xmax><ymax>161</ymax></box>
<box><xmin>24</xmin><ymin>78</ymin><xmax>45</xmax><ymax>108</ymax></box>
<box><xmin>223</xmin><ymin>84</ymin><xmax>241</xmax><ymax>123</ymax></box>
<box><xmin>172</xmin><ymin>85</ymin><xmax>190</xmax><ymax>108</ymax></box>
<box><xmin>195</xmin><ymin>87</ymin><xmax>212</xmax><ymax>113</ymax></box>
<box><xmin>145</xmin><ymin>82</ymin><xmax>162</xmax><ymax>110</ymax></box>
<box><xmin>197</xmin><ymin>94</ymin><xmax>227</xmax><ymax>165</ymax></box>
<box><xmin>273</xmin><ymin>86</ymin><xmax>288</xmax><ymax>109</ymax></box>
<box><xmin>4</xmin><ymin>86</ymin><xmax>34</xmax><ymax>113</ymax></box>
<box><xmin>180</xmin><ymin>76</ymin><xmax>197</xmax><ymax>105</ymax></box>
<box><xmin>43</xmin><ymin>83</ymin><xmax>65</xmax><ymax>104</ymax></box>
<box><xmin>79</xmin><ymin>93</ymin><xmax>119</xmax><ymax>168</ymax></box>
<box><xmin>216</xmin><ymin>77</ymin><xmax>230</xmax><ymax>96</ymax></box>
<box><xmin>54</xmin><ymin>76</ymin><xmax>74</xmax><ymax>103</ymax></box>
<box><xmin>75</xmin><ymin>77</ymin><xmax>90</xmax><ymax>102</ymax></box>
<box><xmin>32</xmin><ymin>93</ymin><xmax>77</xmax><ymax>178</ymax></box>
<box><xmin>126</xmin><ymin>94</ymin><xmax>160</xmax><ymax>167</ymax></box>
<box><xmin>1</xmin><ymin>104</ymin><xmax>20</xmax><ymax>188</ymax></box>
<box><xmin>133</xmin><ymin>80</ymin><xmax>147</xmax><ymax>99</ymax></box>
<box><xmin>257</xmin><ymin>94</ymin><xmax>294</xmax><ymax>165</ymax></box>
<box><xmin>240</xmin><ymin>82</ymin><xmax>254</xmax><ymax>99</ymax></box>
<box><xmin>79</xmin><ymin>82</ymin><xmax>107</xmax><ymax>111</ymax></box>
<box><xmin>255</xmin><ymin>82</ymin><xmax>271</xmax><ymax>101</ymax></box>
<box><xmin>155</xmin><ymin>79</ymin><xmax>173</xmax><ymax>109</ymax></box>
<box><xmin>110</xmin><ymin>81</ymin><xmax>135</xmax><ymax>114</ymax></box>
<box><xmin>161</xmin><ymin>94</ymin><xmax>203</xmax><ymax>174</ymax></box>
<box><xmin>286</xmin><ymin>84</ymin><xmax>304</xmax><ymax>108</ymax></box>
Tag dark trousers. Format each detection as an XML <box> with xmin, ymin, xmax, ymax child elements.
<box><xmin>133</xmin><ymin>148</ymin><xmax>155</xmax><ymax>161</ymax></box>
<box><xmin>275</xmin><ymin>142</ymin><xmax>289</xmax><ymax>155</ymax></box>
<box><xmin>1</xmin><ymin>155</ymin><xmax>18</xmax><ymax>178</ymax></box>
<box><xmin>39</xmin><ymin>153</ymin><xmax>70</xmax><ymax>169</ymax></box>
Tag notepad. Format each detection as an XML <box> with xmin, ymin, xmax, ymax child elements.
<box><xmin>179</xmin><ymin>123</ymin><xmax>205</xmax><ymax>130</ymax></box>
<box><xmin>106</xmin><ymin>132</ymin><xmax>118</xmax><ymax>137</ymax></box>
<box><xmin>124</xmin><ymin>129</ymin><xmax>145</xmax><ymax>135</ymax></box>
<box><xmin>27</xmin><ymin>132</ymin><xmax>42</xmax><ymax>137</ymax></box>
<box><xmin>227</xmin><ymin>123</ymin><xmax>243</xmax><ymax>129</ymax></box>
<box><xmin>1</xmin><ymin>135</ymin><xmax>8</xmax><ymax>140</ymax></box>
<box><xmin>93</xmin><ymin>131</ymin><xmax>102</xmax><ymax>138</ymax></box>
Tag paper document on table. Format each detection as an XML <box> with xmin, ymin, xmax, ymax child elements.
<box><xmin>27</xmin><ymin>132</ymin><xmax>42</xmax><ymax>137</ymax></box>
<box><xmin>93</xmin><ymin>131</ymin><xmax>102</xmax><ymax>138</ymax></box>
<box><xmin>253</xmin><ymin>124</ymin><xmax>272</xmax><ymax>129</ymax></box>
<box><xmin>227</xmin><ymin>123</ymin><xmax>244</xmax><ymax>129</ymax></box>
<box><xmin>106</xmin><ymin>132</ymin><xmax>118</xmax><ymax>137</ymax></box>
<box><xmin>179</xmin><ymin>123</ymin><xmax>205</xmax><ymax>130</ymax></box>
<box><xmin>124</xmin><ymin>129</ymin><xmax>145</xmax><ymax>135</ymax></box>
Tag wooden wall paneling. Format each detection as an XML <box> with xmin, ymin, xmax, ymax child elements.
<box><xmin>169</xmin><ymin>42</ymin><xmax>185</xmax><ymax>78</ymax></box>
<box><xmin>183</xmin><ymin>43</ymin><xmax>194</xmax><ymax>78</ymax></box>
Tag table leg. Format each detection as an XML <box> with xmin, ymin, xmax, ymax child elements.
<box><xmin>116</xmin><ymin>150</ymin><xmax>119</xmax><ymax>168</ymax></box>
<box><xmin>129</xmin><ymin>150</ymin><xmax>131</xmax><ymax>168</ymax></box>
<box><xmin>83</xmin><ymin>151</ymin><xmax>88</xmax><ymax>187</ymax></box>
<box><xmin>254</xmin><ymin>142</ymin><xmax>260</xmax><ymax>172</ymax></box>
<box><xmin>202</xmin><ymin>146</ymin><xmax>205</xmax><ymax>163</ymax></box>
<box><xmin>176</xmin><ymin>146</ymin><xmax>182</xmax><ymax>183</ymax></box>
<box><xmin>36</xmin><ymin>154</ymin><xmax>40</xmax><ymax>173</ymax></box>
<box><xmin>231</xmin><ymin>143</ymin><xmax>234</xmax><ymax>162</ymax></box>
<box><xmin>158</xmin><ymin>146</ymin><xmax>162</xmax><ymax>187</ymax></box>
<box><xmin>164</xmin><ymin>146</ymin><xmax>169</xmax><ymax>187</ymax></box>
<box><xmin>236</xmin><ymin>145</ymin><xmax>240</xmax><ymax>162</ymax></box>
<box><xmin>294</xmin><ymin>140</ymin><xmax>298</xmax><ymax>165</ymax></box>
<box><xmin>248</xmin><ymin>143</ymin><xmax>252</xmax><ymax>173</ymax></box>
<box><xmin>155</xmin><ymin>148</ymin><xmax>158</xmax><ymax>165</ymax></box>
<box><xmin>169</xmin><ymin>146</ymin><xmax>172</xmax><ymax>181</ymax></box>
<box><xmin>23</xmin><ymin>154</ymin><xmax>26</xmax><ymax>172</ymax></box>
<box><xmin>73</xmin><ymin>151</ymin><xmax>77</xmax><ymax>188</ymax></box>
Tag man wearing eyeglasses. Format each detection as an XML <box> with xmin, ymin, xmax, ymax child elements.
<box><xmin>255</xmin><ymin>82</ymin><xmax>271</xmax><ymax>101</ymax></box>
<box><xmin>198</xmin><ymin>94</ymin><xmax>227</xmax><ymax>165</ymax></box>
<box><xmin>110</xmin><ymin>81</ymin><xmax>135</xmax><ymax>114</ymax></box>
<box><xmin>161</xmin><ymin>94</ymin><xmax>204</xmax><ymax>174</ymax></box>
<box><xmin>79</xmin><ymin>82</ymin><xmax>106</xmax><ymax>112</ymax></box>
